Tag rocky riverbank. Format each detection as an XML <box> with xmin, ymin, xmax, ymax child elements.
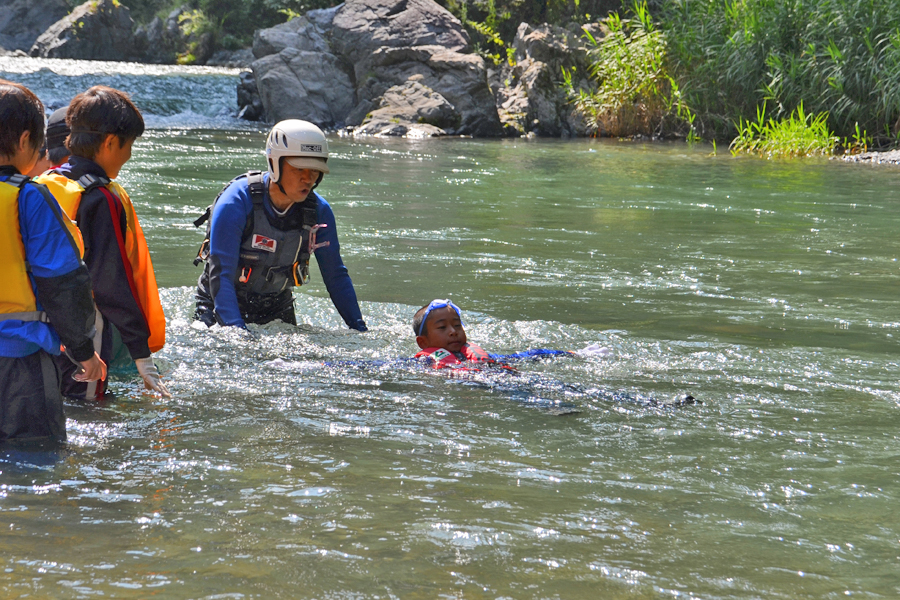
<box><xmin>841</xmin><ymin>150</ymin><xmax>900</xmax><ymax>165</ymax></box>
<box><xmin>1</xmin><ymin>0</ymin><xmax>599</xmax><ymax>138</ymax></box>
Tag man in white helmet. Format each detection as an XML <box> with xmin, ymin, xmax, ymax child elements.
<box><xmin>193</xmin><ymin>120</ymin><xmax>367</xmax><ymax>331</ymax></box>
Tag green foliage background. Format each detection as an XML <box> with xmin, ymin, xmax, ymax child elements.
<box><xmin>662</xmin><ymin>0</ymin><xmax>900</xmax><ymax>145</ymax></box>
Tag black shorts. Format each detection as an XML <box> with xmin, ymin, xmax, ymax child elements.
<box><xmin>0</xmin><ymin>350</ymin><xmax>66</xmax><ymax>443</ymax></box>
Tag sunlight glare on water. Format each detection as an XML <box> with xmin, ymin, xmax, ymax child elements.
<box><xmin>1</xmin><ymin>58</ymin><xmax>900</xmax><ymax>598</ymax></box>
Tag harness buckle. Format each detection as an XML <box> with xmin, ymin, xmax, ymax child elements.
<box><xmin>292</xmin><ymin>262</ymin><xmax>310</xmax><ymax>286</ymax></box>
<box><xmin>309</xmin><ymin>224</ymin><xmax>330</xmax><ymax>253</ymax></box>
<box><xmin>193</xmin><ymin>238</ymin><xmax>210</xmax><ymax>267</ymax></box>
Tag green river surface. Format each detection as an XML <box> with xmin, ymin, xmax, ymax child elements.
<box><xmin>1</xmin><ymin>57</ymin><xmax>900</xmax><ymax>599</ymax></box>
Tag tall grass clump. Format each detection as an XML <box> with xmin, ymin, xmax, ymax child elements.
<box><xmin>564</xmin><ymin>2</ymin><xmax>695</xmax><ymax>138</ymax></box>
<box><xmin>730</xmin><ymin>102</ymin><xmax>839</xmax><ymax>157</ymax></box>
<box><xmin>661</xmin><ymin>0</ymin><xmax>900</xmax><ymax>146</ymax></box>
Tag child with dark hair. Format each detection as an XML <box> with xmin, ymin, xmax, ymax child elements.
<box><xmin>26</xmin><ymin>105</ymin><xmax>71</xmax><ymax>177</ymax></box>
<box><xmin>414</xmin><ymin>299</ymin><xmax>501</xmax><ymax>368</ymax></box>
<box><xmin>36</xmin><ymin>85</ymin><xmax>169</xmax><ymax>399</ymax></box>
<box><xmin>413</xmin><ymin>299</ymin><xmax>696</xmax><ymax>410</ymax></box>
<box><xmin>0</xmin><ymin>79</ymin><xmax>106</xmax><ymax>442</ymax></box>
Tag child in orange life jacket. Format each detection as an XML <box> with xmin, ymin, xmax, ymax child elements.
<box><xmin>413</xmin><ymin>299</ymin><xmax>505</xmax><ymax>369</ymax></box>
<box><xmin>36</xmin><ymin>87</ymin><xmax>168</xmax><ymax>399</ymax></box>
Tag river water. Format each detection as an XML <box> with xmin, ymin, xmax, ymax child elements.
<box><xmin>2</xmin><ymin>57</ymin><xmax>900</xmax><ymax>598</ymax></box>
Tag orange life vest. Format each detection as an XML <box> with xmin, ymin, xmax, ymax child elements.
<box><xmin>36</xmin><ymin>172</ymin><xmax>166</xmax><ymax>352</ymax></box>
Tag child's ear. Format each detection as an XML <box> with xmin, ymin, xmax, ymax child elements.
<box><xmin>416</xmin><ymin>335</ymin><xmax>430</xmax><ymax>350</ymax></box>
<box><xmin>17</xmin><ymin>130</ymin><xmax>32</xmax><ymax>154</ymax></box>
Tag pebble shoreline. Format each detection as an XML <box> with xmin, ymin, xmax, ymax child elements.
<box><xmin>842</xmin><ymin>149</ymin><xmax>900</xmax><ymax>165</ymax></box>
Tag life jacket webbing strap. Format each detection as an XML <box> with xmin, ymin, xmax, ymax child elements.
<box><xmin>77</xmin><ymin>173</ymin><xmax>110</xmax><ymax>193</ymax></box>
<box><xmin>0</xmin><ymin>311</ymin><xmax>49</xmax><ymax>323</ymax></box>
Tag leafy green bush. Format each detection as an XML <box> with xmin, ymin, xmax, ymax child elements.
<box><xmin>564</xmin><ymin>2</ymin><xmax>694</xmax><ymax>138</ymax></box>
<box><xmin>120</xmin><ymin>0</ymin><xmax>342</xmax><ymax>49</ymax></box>
<box><xmin>662</xmin><ymin>0</ymin><xmax>900</xmax><ymax>145</ymax></box>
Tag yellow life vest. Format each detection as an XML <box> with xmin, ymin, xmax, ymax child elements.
<box><xmin>0</xmin><ymin>174</ymin><xmax>83</xmax><ymax>323</ymax></box>
<box><xmin>36</xmin><ymin>172</ymin><xmax>166</xmax><ymax>353</ymax></box>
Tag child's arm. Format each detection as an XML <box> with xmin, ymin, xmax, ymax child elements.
<box><xmin>488</xmin><ymin>349</ymin><xmax>575</xmax><ymax>361</ymax></box>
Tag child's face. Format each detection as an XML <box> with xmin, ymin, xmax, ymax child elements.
<box><xmin>416</xmin><ymin>306</ymin><xmax>467</xmax><ymax>352</ymax></box>
<box><xmin>94</xmin><ymin>135</ymin><xmax>134</xmax><ymax>179</ymax></box>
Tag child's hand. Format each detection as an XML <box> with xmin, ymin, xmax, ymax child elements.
<box><xmin>74</xmin><ymin>352</ymin><xmax>107</xmax><ymax>382</ymax></box>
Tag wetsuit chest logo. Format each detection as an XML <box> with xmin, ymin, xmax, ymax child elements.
<box><xmin>251</xmin><ymin>234</ymin><xmax>277</xmax><ymax>252</ymax></box>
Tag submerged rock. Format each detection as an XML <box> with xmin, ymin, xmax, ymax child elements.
<box><xmin>30</xmin><ymin>0</ymin><xmax>137</xmax><ymax>61</ymax></box>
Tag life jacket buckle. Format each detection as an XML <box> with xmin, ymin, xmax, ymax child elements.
<box><xmin>239</xmin><ymin>267</ymin><xmax>252</xmax><ymax>283</ymax></box>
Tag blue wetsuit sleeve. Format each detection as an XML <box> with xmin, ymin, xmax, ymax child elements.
<box><xmin>207</xmin><ymin>182</ymin><xmax>252</xmax><ymax>327</ymax></box>
<box><xmin>19</xmin><ymin>184</ymin><xmax>83</xmax><ymax>278</ymax></box>
<box><xmin>488</xmin><ymin>349</ymin><xmax>574</xmax><ymax>361</ymax></box>
<box><xmin>313</xmin><ymin>197</ymin><xmax>367</xmax><ymax>331</ymax></box>
<box><xmin>19</xmin><ymin>183</ymin><xmax>97</xmax><ymax>360</ymax></box>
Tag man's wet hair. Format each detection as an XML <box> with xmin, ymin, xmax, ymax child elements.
<box><xmin>0</xmin><ymin>79</ymin><xmax>45</xmax><ymax>158</ymax></box>
<box><xmin>66</xmin><ymin>85</ymin><xmax>144</xmax><ymax>160</ymax></box>
<box><xmin>412</xmin><ymin>304</ymin><xmax>430</xmax><ymax>336</ymax></box>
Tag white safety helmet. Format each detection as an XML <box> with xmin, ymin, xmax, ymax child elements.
<box><xmin>265</xmin><ymin>119</ymin><xmax>329</xmax><ymax>183</ymax></box>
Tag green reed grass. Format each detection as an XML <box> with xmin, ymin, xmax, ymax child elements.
<box><xmin>564</xmin><ymin>1</ymin><xmax>695</xmax><ymax>138</ymax></box>
<box><xmin>730</xmin><ymin>102</ymin><xmax>839</xmax><ymax>157</ymax></box>
<box><xmin>661</xmin><ymin>0</ymin><xmax>900</xmax><ymax>145</ymax></box>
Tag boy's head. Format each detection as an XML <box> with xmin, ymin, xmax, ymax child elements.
<box><xmin>46</xmin><ymin>105</ymin><xmax>71</xmax><ymax>165</ymax></box>
<box><xmin>66</xmin><ymin>86</ymin><xmax>144</xmax><ymax>161</ymax></box>
<box><xmin>0</xmin><ymin>79</ymin><xmax>45</xmax><ymax>170</ymax></box>
<box><xmin>414</xmin><ymin>299</ymin><xmax>467</xmax><ymax>352</ymax></box>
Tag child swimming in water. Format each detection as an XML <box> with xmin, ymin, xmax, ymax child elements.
<box><xmin>412</xmin><ymin>298</ymin><xmax>696</xmax><ymax>407</ymax></box>
<box><xmin>413</xmin><ymin>298</ymin><xmax>572</xmax><ymax>370</ymax></box>
<box><xmin>413</xmin><ymin>298</ymin><xmax>501</xmax><ymax>368</ymax></box>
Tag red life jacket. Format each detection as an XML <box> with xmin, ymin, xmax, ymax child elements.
<box><xmin>414</xmin><ymin>342</ymin><xmax>495</xmax><ymax>369</ymax></box>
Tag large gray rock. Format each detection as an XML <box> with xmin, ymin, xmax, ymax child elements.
<box><xmin>353</xmin><ymin>77</ymin><xmax>455</xmax><ymax>137</ymax></box>
<box><xmin>496</xmin><ymin>22</ymin><xmax>594</xmax><ymax>137</ymax></box>
<box><xmin>253</xmin><ymin>46</ymin><xmax>356</xmax><ymax>126</ymax></box>
<box><xmin>0</xmin><ymin>0</ymin><xmax>69</xmax><ymax>52</ymax></box>
<box><xmin>253</xmin><ymin>15</ymin><xmax>331</xmax><ymax>59</ymax></box>
<box><xmin>356</xmin><ymin>44</ymin><xmax>502</xmax><ymax>136</ymax></box>
<box><xmin>331</xmin><ymin>0</ymin><xmax>470</xmax><ymax>80</ymax></box>
<box><xmin>30</xmin><ymin>0</ymin><xmax>137</xmax><ymax>61</ymax></box>
<box><xmin>248</xmin><ymin>0</ymin><xmax>502</xmax><ymax>136</ymax></box>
